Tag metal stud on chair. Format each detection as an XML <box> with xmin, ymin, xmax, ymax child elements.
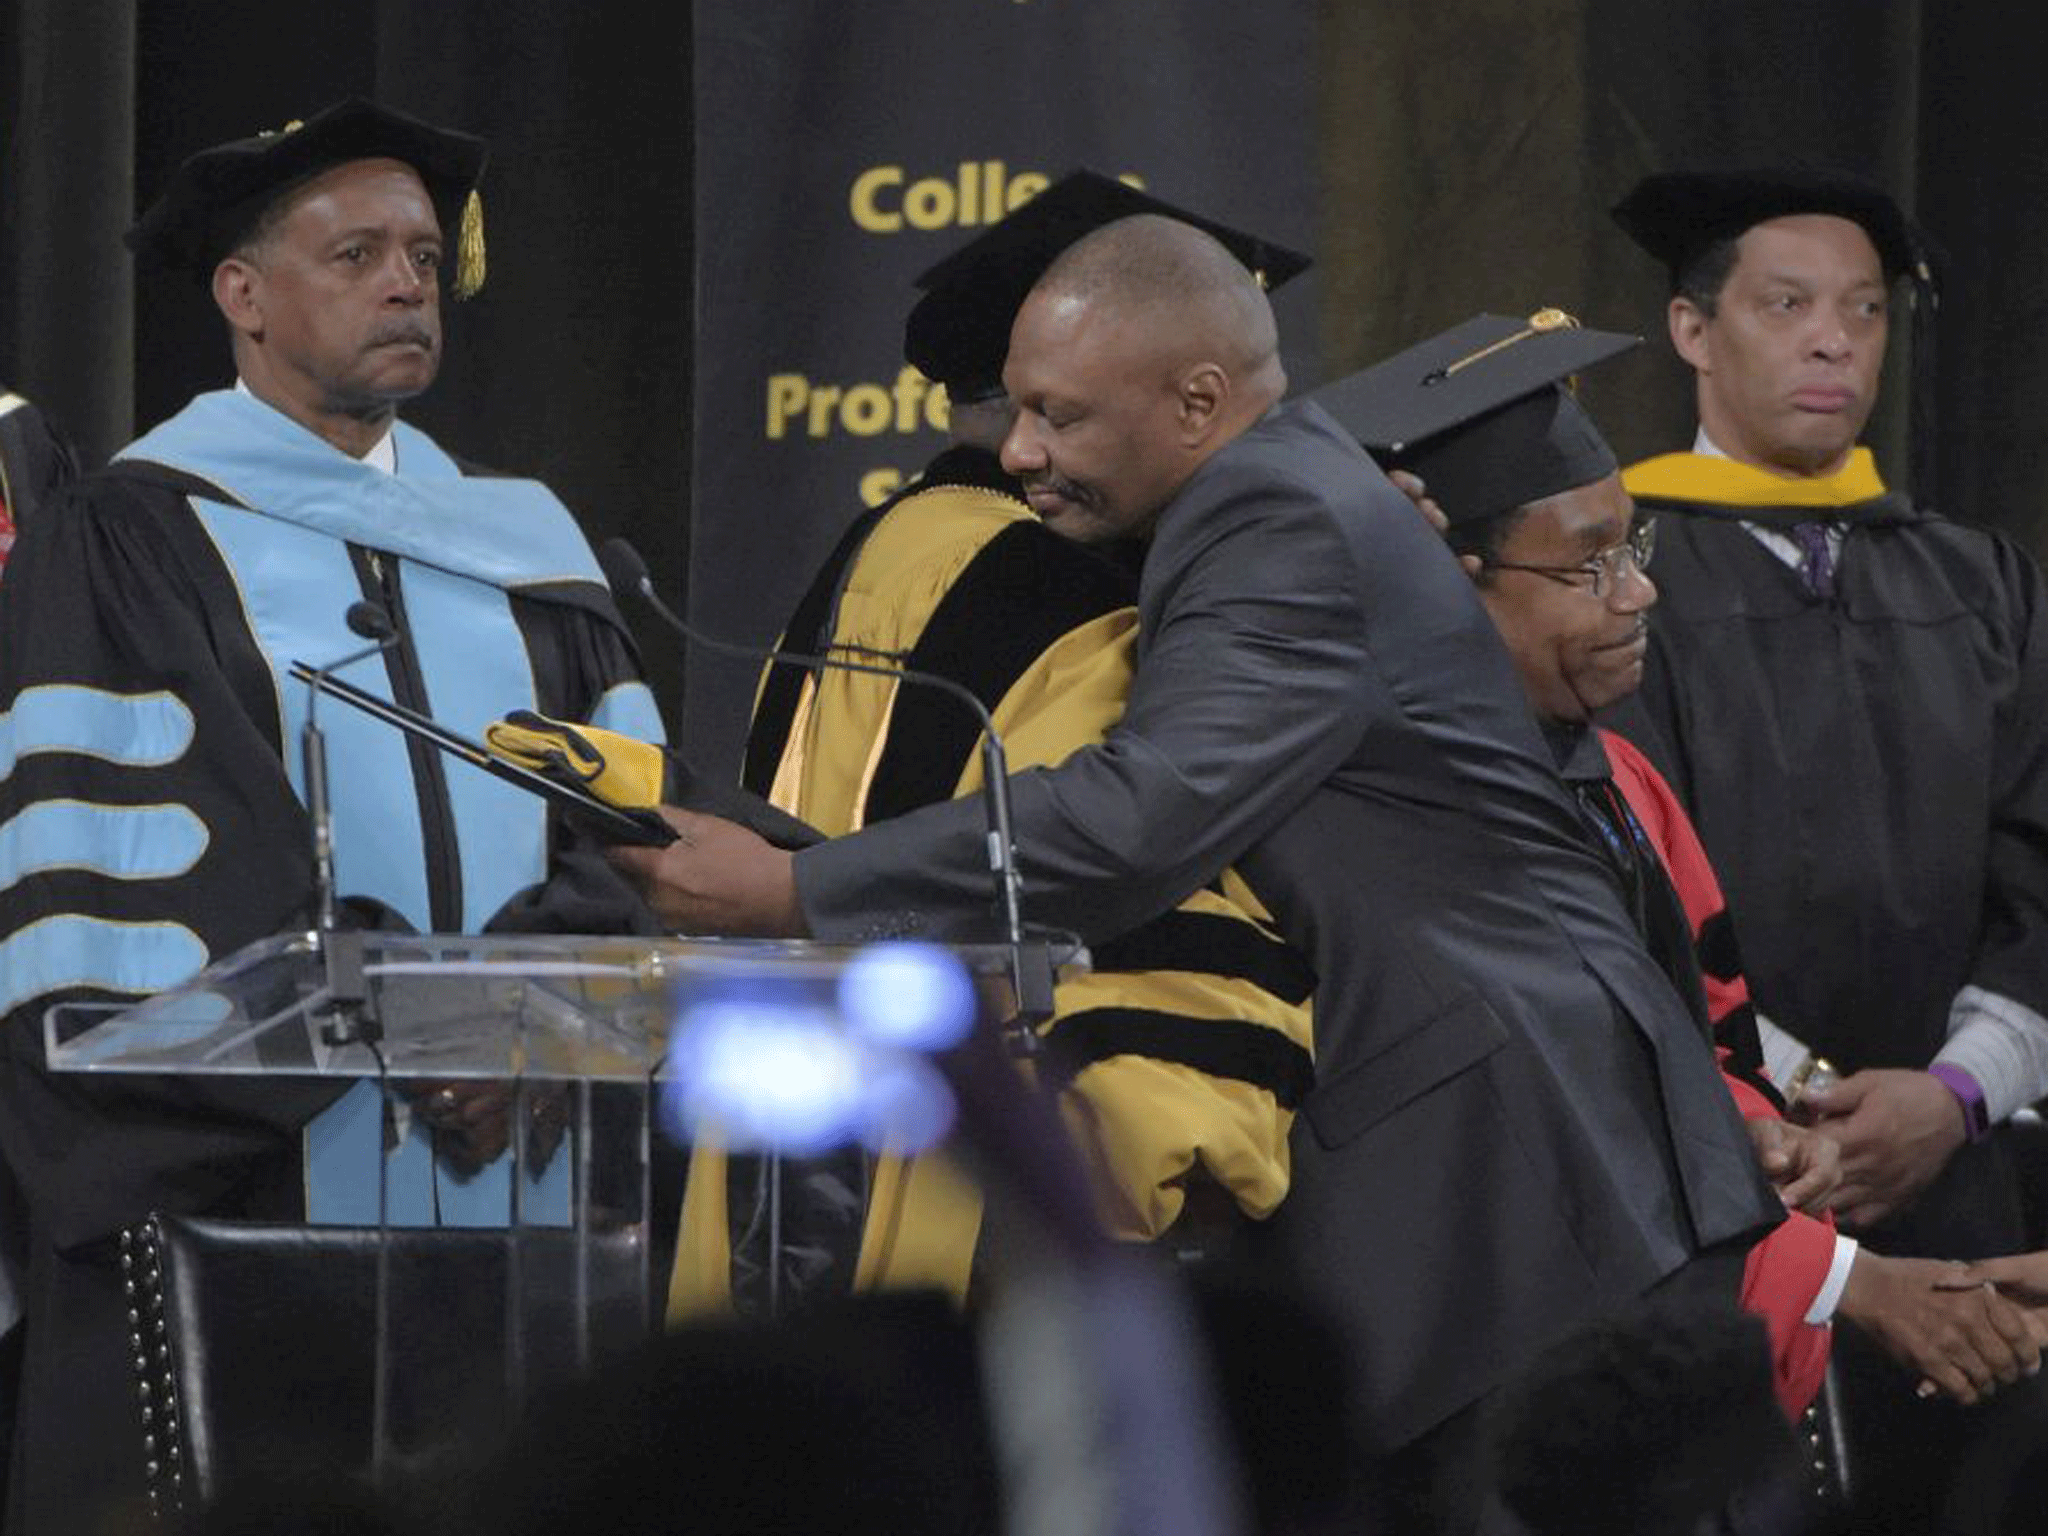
<box><xmin>120</xmin><ymin>1219</ymin><xmax>187</xmax><ymax>1522</ymax></box>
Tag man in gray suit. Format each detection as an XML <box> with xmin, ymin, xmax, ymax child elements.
<box><xmin>612</xmin><ymin>214</ymin><xmax>1787</xmax><ymax>1533</ymax></box>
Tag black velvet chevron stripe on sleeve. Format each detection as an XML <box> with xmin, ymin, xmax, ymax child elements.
<box><xmin>1038</xmin><ymin>1006</ymin><xmax>1315</xmax><ymax>1108</ymax></box>
<box><xmin>1090</xmin><ymin>910</ymin><xmax>1316</xmax><ymax>1003</ymax></box>
<box><xmin>862</xmin><ymin>520</ymin><xmax>1135</xmax><ymax>823</ymax></box>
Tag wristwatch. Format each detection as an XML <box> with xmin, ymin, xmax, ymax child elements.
<box><xmin>1927</xmin><ymin>1063</ymin><xmax>1993</xmax><ymax>1143</ymax></box>
<box><xmin>1787</xmin><ymin>1054</ymin><xmax>1837</xmax><ymax>1106</ymax></box>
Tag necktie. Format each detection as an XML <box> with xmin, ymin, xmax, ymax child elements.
<box><xmin>1789</xmin><ymin>520</ymin><xmax>1836</xmax><ymax>600</ymax></box>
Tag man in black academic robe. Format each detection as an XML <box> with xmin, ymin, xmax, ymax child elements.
<box><xmin>0</xmin><ymin>102</ymin><xmax>661</xmax><ymax>1534</ymax></box>
<box><xmin>1610</xmin><ymin>167</ymin><xmax>2048</xmax><ymax>1535</ymax></box>
<box><xmin>0</xmin><ymin>387</ymin><xmax>79</xmax><ymax>586</ymax></box>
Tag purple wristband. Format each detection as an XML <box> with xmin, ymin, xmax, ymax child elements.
<box><xmin>1928</xmin><ymin>1063</ymin><xmax>1991</xmax><ymax>1143</ymax></box>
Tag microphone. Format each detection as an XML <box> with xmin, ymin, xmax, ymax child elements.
<box><xmin>303</xmin><ymin>602</ymin><xmax>402</xmax><ymax>932</ymax></box>
<box><xmin>344</xmin><ymin>599</ymin><xmax>399</xmax><ymax>646</ymax></box>
<box><xmin>597</xmin><ymin>539</ymin><xmax>1053</xmax><ymax>1048</ymax></box>
<box><xmin>296</xmin><ymin>601</ymin><xmax>402</xmax><ymax>1043</ymax></box>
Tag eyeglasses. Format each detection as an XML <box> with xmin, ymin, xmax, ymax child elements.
<box><xmin>1483</xmin><ymin>517</ymin><xmax>1656</xmax><ymax>600</ymax></box>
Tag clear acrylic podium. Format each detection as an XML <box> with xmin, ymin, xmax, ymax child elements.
<box><xmin>46</xmin><ymin>928</ymin><xmax>1051</xmax><ymax>1508</ymax></box>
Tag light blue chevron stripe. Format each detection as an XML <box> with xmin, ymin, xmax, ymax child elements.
<box><xmin>0</xmin><ymin>800</ymin><xmax>208</xmax><ymax>888</ymax></box>
<box><xmin>0</xmin><ymin>915</ymin><xmax>208</xmax><ymax>1016</ymax></box>
<box><xmin>0</xmin><ymin>687</ymin><xmax>195</xmax><ymax>779</ymax></box>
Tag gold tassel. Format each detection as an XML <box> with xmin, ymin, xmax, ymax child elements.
<box><xmin>453</xmin><ymin>189</ymin><xmax>486</xmax><ymax>300</ymax></box>
<box><xmin>1426</xmin><ymin>307</ymin><xmax>1580</xmax><ymax>386</ymax></box>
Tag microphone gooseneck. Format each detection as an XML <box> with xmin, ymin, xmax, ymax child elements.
<box><xmin>595</xmin><ymin>539</ymin><xmax>651</xmax><ymax>606</ymax></box>
<box><xmin>598</xmin><ymin>539</ymin><xmax>1051</xmax><ymax>1048</ymax></box>
<box><xmin>303</xmin><ymin>604</ymin><xmax>403</xmax><ymax>933</ymax></box>
<box><xmin>295</xmin><ymin>601</ymin><xmax>402</xmax><ymax>1044</ymax></box>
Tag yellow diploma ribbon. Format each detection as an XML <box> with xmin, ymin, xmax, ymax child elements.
<box><xmin>483</xmin><ymin>710</ymin><xmax>664</xmax><ymax>810</ymax></box>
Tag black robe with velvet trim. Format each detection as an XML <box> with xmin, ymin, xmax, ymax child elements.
<box><xmin>1613</xmin><ymin>486</ymin><xmax>2048</xmax><ymax>1258</ymax></box>
<box><xmin>0</xmin><ymin>453</ymin><xmax>655</xmax><ymax>1536</ymax></box>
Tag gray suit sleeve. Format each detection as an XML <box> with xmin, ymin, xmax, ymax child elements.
<box><xmin>793</xmin><ymin>449</ymin><xmax>1382</xmax><ymax>943</ymax></box>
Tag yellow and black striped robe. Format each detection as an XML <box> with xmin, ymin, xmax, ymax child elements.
<box><xmin>669</xmin><ymin>446</ymin><xmax>1314</xmax><ymax>1315</ymax></box>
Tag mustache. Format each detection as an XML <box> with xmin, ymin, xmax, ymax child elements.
<box><xmin>1600</xmin><ymin>620</ymin><xmax>1650</xmax><ymax>651</ymax></box>
<box><xmin>368</xmin><ymin>321</ymin><xmax>436</xmax><ymax>350</ymax></box>
<box><xmin>1026</xmin><ymin>473</ymin><xmax>1092</xmax><ymax>506</ymax></box>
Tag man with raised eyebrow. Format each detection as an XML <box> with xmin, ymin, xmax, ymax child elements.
<box><xmin>1610</xmin><ymin>165</ymin><xmax>2048</xmax><ymax>1536</ymax></box>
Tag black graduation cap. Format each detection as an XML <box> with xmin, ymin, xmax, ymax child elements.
<box><xmin>127</xmin><ymin>97</ymin><xmax>490</xmax><ymax>298</ymax></box>
<box><xmin>902</xmin><ymin>168</ymin><xmax>1312</xmax><ymax>401</ymax></box>
<box><xmin>1308</xmin><ymin>310</ymin><xmax>1638</xmax><ymax>528</ymax></box>
<box><xmin>1611</xmin><ymin>166</ymin><xmax>1933</xmax><ymax>288</ymax></box>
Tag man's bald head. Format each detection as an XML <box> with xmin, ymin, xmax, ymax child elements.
<box><xmin>1038</xmin><ymin>213</ymin><xmax>1284</xmax><ymax>389</ymax></box>
<box><xmin>999</xmin><ymin>214</ymin><xmax>1288</xmax><ymax>544</ymax></box>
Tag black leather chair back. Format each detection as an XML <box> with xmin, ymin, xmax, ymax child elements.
<box><xmin>120</xmin><ymin>1214</ymin><xmax>646</xmax><ymax>1519</ymax></box>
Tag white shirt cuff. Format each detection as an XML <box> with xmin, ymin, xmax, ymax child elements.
<box><xmin>1938</xmin><ymin>985</ymin><xmax>2048</xmax><ymax>1125</ymax></box>
<box><xmin>1805</xmin><ymin>1234</ymin><xmax>1861</xmax><ymax>1325</ymax></box>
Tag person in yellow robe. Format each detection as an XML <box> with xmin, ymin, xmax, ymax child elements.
<box><xmin>669</xmin><ymin>172</ymin><xmax>1315</xmax><ymax>1316</ymax></box>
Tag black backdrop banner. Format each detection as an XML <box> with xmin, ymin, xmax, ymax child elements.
<box><xmin>686</xmin><ymin>0</ymin><xmax>1317</xmax><ymax>776</ymax></box>
<box><xmin>11</xmin><ymin>0</ymin><xmax>2041</xmax><ymax>753</ymax></box>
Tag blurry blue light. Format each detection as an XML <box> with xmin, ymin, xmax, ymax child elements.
<box><xmin>855</xmin><ymin>1059</ymin><xmax>958</xmax><ymax>1153</ymax></box>
<box><xmin>663</xmin><ymin>998</ymin><xmax>864</xmax><ymax>1155</ymax></box>
<box><xmin>838</xmin><ymin>941</ymin><xmax>977</xmax><ymax>1050</ymax></box>
<box><xmin>659</xmin><ymin>960</ymin><xmax>968</xmax><ymax>1155</ymax></box>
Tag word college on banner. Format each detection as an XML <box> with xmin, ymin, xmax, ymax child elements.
<box><xmin>688</xmin><ymin>0</ymin><xmax>1317</xmax><ymax>776</ymax></box>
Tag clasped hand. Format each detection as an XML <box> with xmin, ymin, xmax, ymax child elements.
<box><xmin>1744</xmin><ymin>1114</ymin><xmax>1842</xmax><ymax>1215</ymax></box>
<box><xmin>1841</xmin><ymin>1252</ymin><xmax>2045</xmax><ymax>1405</ymax></box>
<box><xmin>1797</xmin><ymin>1067</ymin><xmax>1966</xmax><ymax>1230</ymax></box>
<box><xmin>403</xmin><ymin>1080</ymin><xmax>571</xmax><ymax>1176</ymax></box>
